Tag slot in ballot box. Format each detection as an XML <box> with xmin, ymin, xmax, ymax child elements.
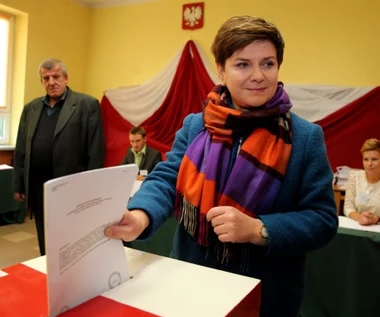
<box><xmin>0</xmin><ymin>248</ymin><xmax>261</xmax><ymax>317</ymax></box>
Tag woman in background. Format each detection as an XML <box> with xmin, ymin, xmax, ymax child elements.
<box><xmin>344</xmin><ymin>138</ymin><xmax>380</xmax><ymax>225</ymax></box>
<box><xmin>105</xmin><ymin>15</ymin><xmax>338</xmax><ymax>317</ymax></box>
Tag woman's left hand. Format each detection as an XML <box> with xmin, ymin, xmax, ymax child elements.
<box><xmin>206</xmin><ymin>206</ymin><xmax>262</xmax><ymax>244</ymax></box>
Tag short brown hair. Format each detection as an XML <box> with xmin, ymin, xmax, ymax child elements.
<box><xmin>360</xmin><ymin>138</ymin><xmax>380</xmax><ymax>153</ymax></box>
<box><xmin>211</xmin><ymin>16</ymin><xmax>285</xmax><ymax>68</ymax></box>
<box><xmin>129</xmin><ymin>126</ymin><xmax>146</xmax><ymax>137</ymax></box>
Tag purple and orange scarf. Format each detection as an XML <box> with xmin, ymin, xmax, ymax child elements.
<box><xmin>175</xmin><ymin>83</ymin><xmax>292</xmax><ymax>263</ymax></box>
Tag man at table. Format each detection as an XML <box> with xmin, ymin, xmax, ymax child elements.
<box><xmin>12</xmin><ymin>58</ymin><xmax>105</xmax><ymax>256</ymax></box>
<box><xmin>120</xmin><ymin>126</ymin><xmax>162</xmax><ymax>181</ymax></box>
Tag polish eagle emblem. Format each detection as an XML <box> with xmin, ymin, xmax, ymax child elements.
<box><xmin>183</xmin><ymin>5</ymin><xmax>203</xmax><ymax>28</ymax></box>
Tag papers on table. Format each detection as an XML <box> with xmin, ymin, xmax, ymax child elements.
<box><xmin>44</xmin><ymin>164</ymin><xmax>138</xmax><ymax>317</ymax></box>
<box><xmin>338</xmin><ymin>216</ymin><xmax>380</xmax><ymax>233</ymax></box>
<box><xmin>0</xmin><ymin>164</ymin><xmax>12</xmax><ymax>170</ymax></box>
<box><xmin>0</xmin><ymin>269</ymin><xmax>8</xmax><ymax>277</ymax></box>
<box><xmin>333</xmin><ymin>166</ymin><xmax>361</xmax><ymax>189</ymax></box>
<box><xmin>130</xmin><ymin>179</ymin><xmax>142</xmax><ymax>197</ymax></box>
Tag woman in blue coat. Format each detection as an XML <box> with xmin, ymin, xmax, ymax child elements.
<box><xmin>105</xmin><ymin>15</ymin><xmax>338</xmax><ymax>317</ymax></box>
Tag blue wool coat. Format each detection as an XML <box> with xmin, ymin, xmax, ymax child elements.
<box><xmin>128</xmin><ymin>112</ymin><xmax>338</xmax><ymax>317</ymax></box>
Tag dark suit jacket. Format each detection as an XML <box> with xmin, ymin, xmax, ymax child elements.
<box><xmin>120</xmin><ymin>145</ymin><xmax>162</xmax><ymax>174</ymax></box>
<box><xmin>12</xmin><ymin>87</ymin><xmax>105</xmax><ymax>206</ymax></box>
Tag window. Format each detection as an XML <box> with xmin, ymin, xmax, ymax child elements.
<box><xmin>0</xmin><ymin>117</ymin><xmax>5</xmax><ymax>138</ymax></box>
<box><xmin>0</xmin><ymin>12</ymin><xmax>13</xmax><ymax>144</ymax></box>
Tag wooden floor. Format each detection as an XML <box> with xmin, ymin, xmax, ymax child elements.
<box><xmin>0</xmin><ymin>211</ymin><xmax>40</xmax><ymax>269</ymax></box>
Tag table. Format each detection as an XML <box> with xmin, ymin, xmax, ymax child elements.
<box><xmin>0</xmin><ymin>168</ymin><xmax>25</xmax><ymax>223</ymax></box>
<box><xmin>299</xmin><ymin>226</ymin><xmax>380</xmax><ymax>317</ymax></box>
<box><xmin>0</xmin><ymin>248</ymin><xmax>261</xmax><ymax>317</ymax></box>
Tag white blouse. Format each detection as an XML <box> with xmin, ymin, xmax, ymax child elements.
<box><xmin>344</xmin><ymin>170</ymin><xmax>380</xmax><ymax>217</ymax></box>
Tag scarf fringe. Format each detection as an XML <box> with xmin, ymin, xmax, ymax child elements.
<box><xmin>213</xmin><ymin>237</ymin><xmax>251</xmax><ymax>273</ymax></box>
<box><xmin>239</xmin><ymin>246</ymin><xmax>250</xmax><ymax>274</ymax></box>
<box><xmin>176</xmin><ymin>193</ymin><xmax>251</xmax><ymax>273</ymax></box>
<box><xmin>175</xmin><ymin>192</ymin><xmax>210</xmax><ymax>246</ymax></box>
<box><xmin>214</xmin><ymin>241</ymin><xmax>231</xmax><ymax>265</ymax></box>
<box><xmin>198</xmin><ymin>213</ymin><xmax>210</xmax><ymax>247</ymax></box>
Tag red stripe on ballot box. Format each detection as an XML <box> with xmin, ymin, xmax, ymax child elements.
<box><xmin>0</xmin><ymin>264</ymin><xmax>159</xmax><ymax>317</ymax></box>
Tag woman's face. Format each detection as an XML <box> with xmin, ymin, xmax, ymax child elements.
<box><xmin>362</xmin><ymin>150</ymin><xmax>380</xmax><ymax>174</ymax></box>
<box><xmin>217</xmin><ymin>41</ymin><xmax>279</xmax><ymax>110</ymax></box>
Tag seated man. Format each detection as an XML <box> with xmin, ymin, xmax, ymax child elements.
<box><xmin>120</xmin><ymin>126</ymin><xmax>162</xmax><ymax>180</ymax></box>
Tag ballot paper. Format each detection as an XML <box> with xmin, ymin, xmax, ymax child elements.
<box><xmin>44</xmin><ymin>164</ymin><xmax>138</xmax><ymax>317</ymax></box>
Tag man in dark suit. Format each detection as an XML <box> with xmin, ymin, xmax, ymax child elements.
<box><xmin>12</xmin><ymin>58</ymin><xmax>105</xmax><ymax>255</ymax></box>
<box><xmin>120</xmin><ymin>126</ymin><xmax>162</xmax><ymax>181</ymax></box>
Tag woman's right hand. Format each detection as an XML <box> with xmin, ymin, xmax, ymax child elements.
<box><xmin>358</xmin><ymin>211</ymin><xmax>379</xmax><ymax>226</ymax></box>
<box><xmin>104</xmin><ymin>209</ymin><xmax>150</xmax><ymax>241</ymax></box>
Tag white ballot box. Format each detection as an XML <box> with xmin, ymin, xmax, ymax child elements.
<box><xmin>0</xmin><ymin>248</ymin><xmax>261</xmax><ymax>317</ymax></box>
